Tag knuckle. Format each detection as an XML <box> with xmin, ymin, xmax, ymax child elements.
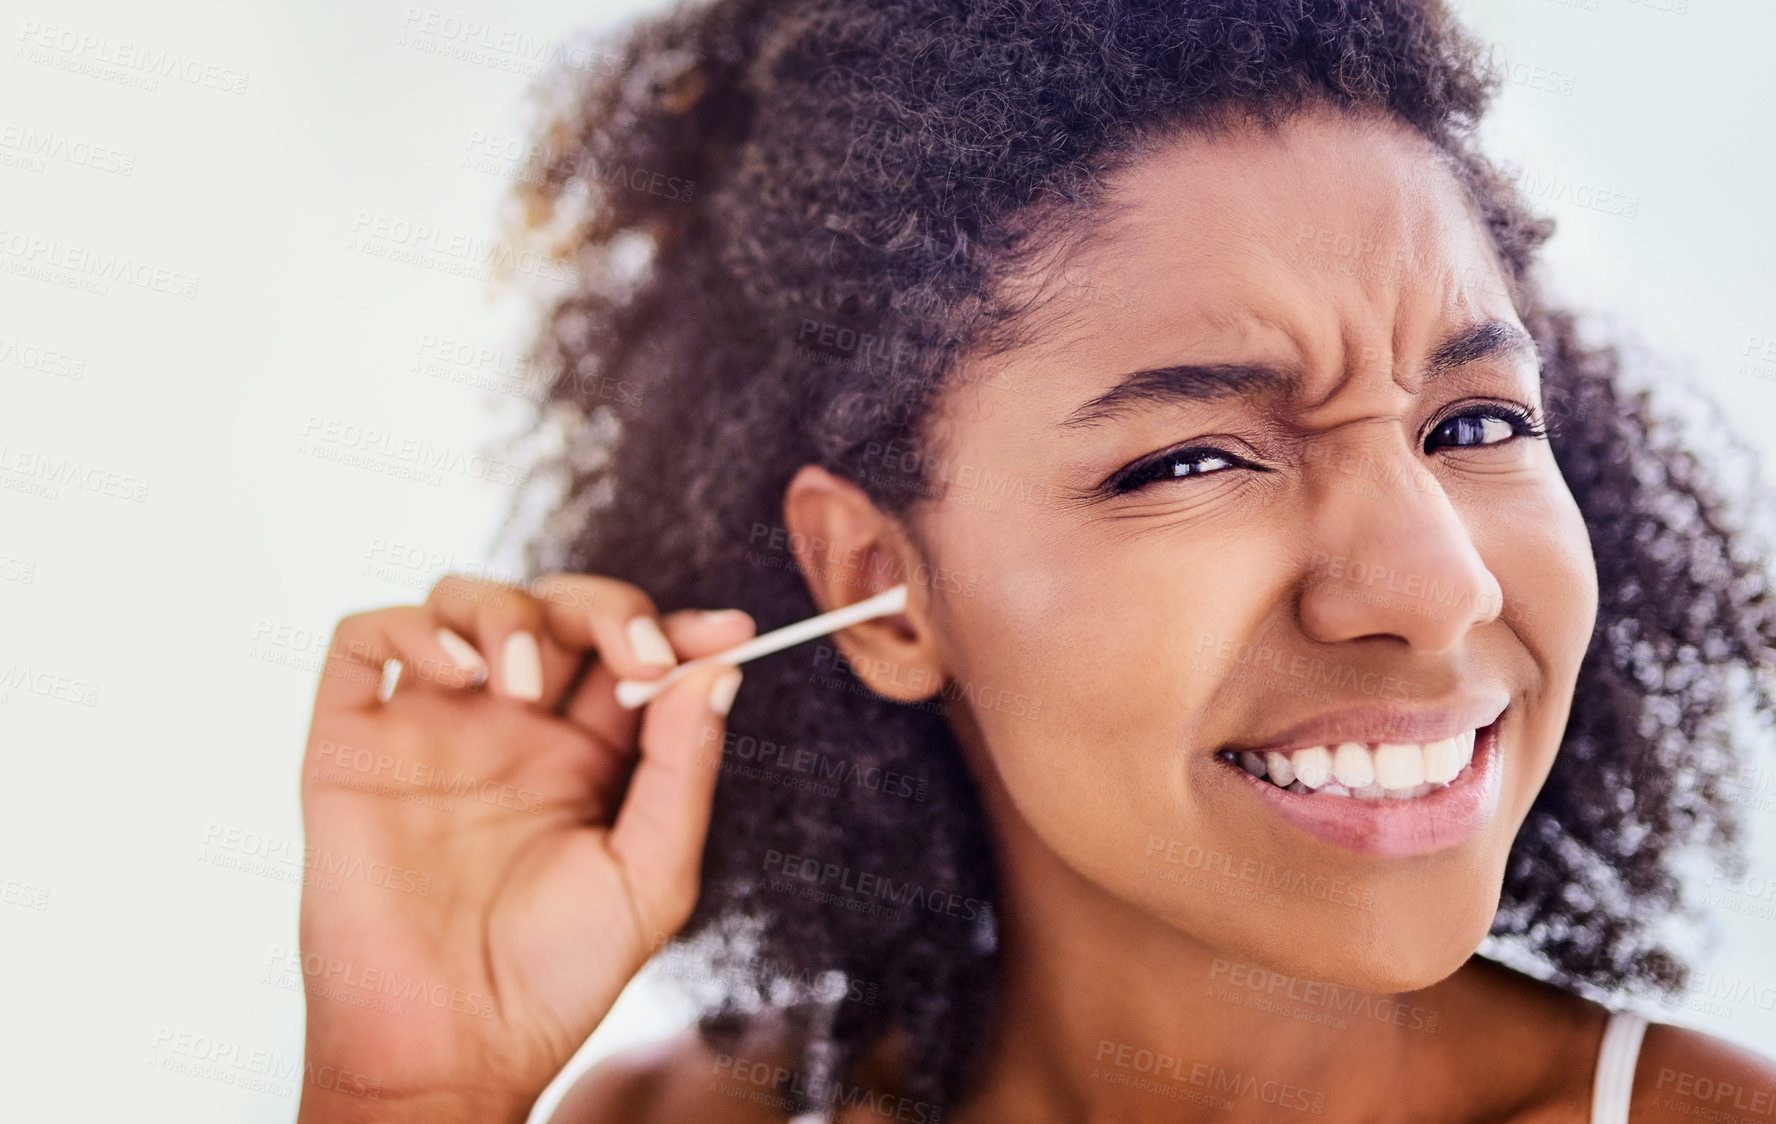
<box><xmin>530</xmin><ymin>573</ymin><xmax>603</xmax><ymax>614</ymax></box>
<box><xmin>329</xmin><ymin>611</ymin><xmax>396</xmax><ymax>664</ymax></box>
<box><xmin>429</xmin><ymin>573</ymin><xmax>511</xmax><ymax>612</ymax></box>
<box><xmin>567</xmin><ymin>573</ymin><xmax>655</xmax><ymax>619</ymax></box>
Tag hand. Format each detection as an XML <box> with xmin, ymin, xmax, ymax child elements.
<box><xmin>292</xmin><ymin>574</ymin><xmax>752</xmax><ymax>1122</ymax></box>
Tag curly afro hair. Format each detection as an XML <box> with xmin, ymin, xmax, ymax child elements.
<box><xmin>503</xmin><ymin>0</ymin><xmax>1776</xmax><ymax>1113</ymax></box>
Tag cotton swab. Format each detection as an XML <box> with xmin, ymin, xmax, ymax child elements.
<box><xmin>613</xmin><ymin>584</ymin><xmax>909</xmax><ymax>709</ymax></box>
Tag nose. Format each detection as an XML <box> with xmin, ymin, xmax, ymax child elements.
<box><xmin>1297</xmin><ymin>447</ymin><xmax>1502</xmax><ymax>652</ymax></box>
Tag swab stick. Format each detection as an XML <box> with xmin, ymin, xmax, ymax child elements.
<box><xmin>613</xmin><ymin>584</ymin><xmax>909</xmax><ymax>709</ymax></box>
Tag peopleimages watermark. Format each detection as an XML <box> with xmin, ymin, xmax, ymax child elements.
<box><xmin>1288</xmin><ymin>223</ymin><xmax>1511</xmax><ymax>300</ymax></box>
<box><xmin>0</xmin><ymin>553</ymin><xmax>35</xmax><ymax>585</ymax></box>
<box><xmin>1207</xmin><ymin>958</ymin><xmax>1439</xmax><ymax>1034</ymax></box>
<box><xmin>1303</xmin><ymin>550</ymin><xmax>1510</xmax><ymax>626</ymax></box>
<box><xmin>0</xmin><ymin>227</ymin><xmax>199</xmax><ymax>298</ymax></box>
<box><xmin>0</xmin><ymin>441</ymin><xmax>150</xmax><ymax>503</ymax></box>
<box><xmin>1704</xmin><ymin>867</ymin><xmax>1776</xmax><ymax>922</ymax></box>
<box><xmin>410</xmin><ymin>332</ymin><xmax>547</xmax><ymax>402</ymax></box>
<box><xmin>311</xmin><ymin>739</ymin><xmax>546</xmax><ymax>815</ymax></box>
<box><xmin>857</xmin><ymin>440</ymin><xmax>1048</xmax><ymax>512</ymax></box>
<box><xmin>397</xmin><ymin>7</ymin><xmax>623</xmax><ymax>79</ymax></box>
<box><xmin>1495</xmin><ymin>55</ymin><xmax>1577</xmax><ymax>96</ymax></box>
<box><xmin>1622</xmin><ymin>968</ymin><xmax>1776</xmax><ymax>1023</ymax></box>
<box><xmin>1500</xmin><ymin>161</ymin><xmax>1640</xmax><ymax>219</ymax></box>
<box><xmin>295</xmin><ymin>415</ymin><xmax>530</xmax><ymax>488</ymax></box>
<box><xmin>0</xmin><ymin>122</ymin><xmax>136</xmax><ymax>175</ymax></box>
<box><xmin>710</xmin><ymin>1053</ymin><xmax>942</xmax><ymax>1122</ymax></box>
<box><xmin>697</xmin><ymin>726</ymin><xmax>929</xmax><ymax>803</ymax></box>
<box><xmin>1</xmin><ymin>875</ymin><xmax>50</xmax><ymax>912</ymax></box>
<box><xmin>1193</xmin><ymin>632</ymin><xmax>1425</xmax><ymax>704</ymax></box>
<box><xmin>792</xmin><ymin>316</ymin><xmax>925</xmax><ymax>372</ymax></box>
<box><xmin>1093</xmin><ymin>1038</ymin><xmax>1327</xmax><ymax>1114</ymax></box>
<box><xmin>346</xmin><ymin>212</ymin><xmax>579</xmax><ymax>286</ymax></box>
<box><xmin>0</xmin><ymin>660</ymin><xmax>100</xmax><ymax>708</ymax></box>
<box><xmin>262</xmin><ymin>945</ymin><xmax>496</xmax><ymax>1021</ymax></box>
<box><xmin>1142</xmin><ymin>835</ymin><xmax>1378</xmax><ymax>911</ymax></box>
<box><xmin>461</xmin><ymin>131</ymin><xmax>694</xmax><ymax>202</ymax></box>
<box><xmin>0</xmin><ymin>333</ymin><xmax>86</xmax><ymax>380</ymax></box>
<box><xmin>1653</xmin><ymin>1067</ymin><xmax>1775</xmax><ymax>1119</ymax></box>
<box><xmin>14</xmin><ymin>22</ymin><xmax>250</xmax><ymax>94</ymax></box>
<box><xmin>149</xmin><ymin>1028</ymin><xmax>380</xmax><ymax>1101</ymax></box>
<box><xmin>762</xmin><ymin>849</ymin><xmax>988</xmax><ymax>925</ymax></box>
<box><xmin>198</xmin><ymin>823</ymin><xmax>433</xmax><ymax>897</ymax></box>
<box><xmin>1740</xmin><ymin>334</ymin><xmax>1776</xmax><ymax>384</ymax></box>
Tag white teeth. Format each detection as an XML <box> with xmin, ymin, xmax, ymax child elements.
<box><xmin>1229</xmin><ymin>726</ymin><xmax>1483</xmax><ymax>800</ymax></box>
<box><xmin>1421</xmin><ymin>737</ymin><xmax>1462</xmax><ymax>784</ymax></box>
<box><xmin>1373</xmin><ymin>742</ymin><xmax>1426</xmax><ymax>789</ymax></box>
<box><xmin>1265</xmin><ymin>751</ymin><xmax>1296</xmax><ymax>787</ymax></box>
<box><xmin>1331</xmin><ymin>743</ymin><xmax>1375</xmax><ymax>788</ymax></box>
<box><xmin>1292</xmin><ymin>746</ymin><xmax>1333</xmax><ymax>788</ymax></box>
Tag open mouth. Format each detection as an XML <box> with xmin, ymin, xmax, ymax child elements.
<box><xmin>1208</xmin><ymin>712</ymin><xmax>1508</xmax><ymax>856</ymax></box>
<box><xmin>1213</xmin><ymin>728</ymin><xmax>1477</xmax><ymax>801</ymax></box>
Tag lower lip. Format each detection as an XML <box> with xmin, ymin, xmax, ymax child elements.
<box><xmin>1220</xmin><ymin>717</ymin><xmax>1504</xmax><ymax>857</ymax></box>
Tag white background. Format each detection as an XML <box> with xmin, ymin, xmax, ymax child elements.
<box><xmin>2</xmin><ymin>1</ymin><xmax>1772</xmax><ymax>1121</ymax></box>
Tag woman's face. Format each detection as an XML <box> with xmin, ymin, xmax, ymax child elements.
<box><xmin>910</xmin><ymin>106</ymin><xmax>1598</xmax><ymax>991</ymax></box>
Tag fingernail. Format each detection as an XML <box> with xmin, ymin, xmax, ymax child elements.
<box><xmin>626</xmin><ymin>616</ymin><xmax>678</xmax><ymax>668</ymax></box>
<box><xmin>708</xmin><ymin>667</ymin><xmax>743</xmax><ymax>717</ymax></box>
<box><xmin>436</xmin><ymin>628</ymin><xmax>487</xmax><ymax>675</ymax></box>
<box><xmin>697</xmin><ymin>608</ymin><xmax>750</xmax><ymax>626</ymax></box>
<box><xmin>502</xmin><ymin>631</ymin><xmax>543</xmax><ymax>700</ymax></box>
<box><xmin>377</xmin><ymin>659</ymin><xmax>403</xmax><ymax>703</ymax></box>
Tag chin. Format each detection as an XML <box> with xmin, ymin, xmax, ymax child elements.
<box><xmin>1289</xmin><ymin>882</ymin><xmax>1500</xmax><ymax>994</ymax></box>
<box><xmin>1160</xmin><ymin>867</ymin><xmax>1505</xmax><ymax>996</ymax></box>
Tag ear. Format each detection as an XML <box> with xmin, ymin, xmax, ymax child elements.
<box><xmin>781</xmin><ymin>464</ymin><xmax>946</xmax><ymax>703</ymax></box>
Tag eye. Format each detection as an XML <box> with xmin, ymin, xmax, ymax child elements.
<box><xmin>1105</xmin><ymin>445</ymin><xmax>1263</xmax><ymax>495</ymax></box>
<box><xmin>1423</xmin><ymin>403</ymin><xmax>1548</xmax><ymax>453</ymax></box>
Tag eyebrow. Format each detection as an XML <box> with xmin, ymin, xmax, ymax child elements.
<box><xmin>1057</xmin><ymin>319</ymin><xmax>1539</xmax><ymax>430</ymax></box>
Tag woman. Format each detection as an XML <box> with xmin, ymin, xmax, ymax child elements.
<box><xmin>294</xmin><ymin>0</ymin><xmax>1776</xmax><ymax>1120</ymax></box>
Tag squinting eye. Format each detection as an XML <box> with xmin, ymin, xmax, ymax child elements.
<box><xmin>1423</xmin><ymin>403</ymin><xmax>1548</xmax><ymax>453</ymax></box>
<box><xmin>1109</xmin><ymin>446</ymin><xmax>1254</xmax><ymax>494</ymax></box>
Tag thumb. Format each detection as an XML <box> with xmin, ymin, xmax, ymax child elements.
<box><xmin>607</xmin><ymin>661</ymin><xmax>743</xmax><ymax>935</ymax></box>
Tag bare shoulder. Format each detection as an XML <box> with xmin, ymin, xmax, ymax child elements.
<box><xmin>1629</xmin><ymin>1022</ymin><xmax>1776</xmax><ymax>1122</ymax></box>
<box><xmin>546</xmin><ymin>1017</ymin><xmax>805</xmax><ymax>1124</ymax></box>
<box><xmin>1444</xmin><ymin>959</ymin><xmax>1776</xmax><ymax>1124</ymax></box>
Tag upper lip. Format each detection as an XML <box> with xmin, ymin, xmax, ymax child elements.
<box><xmin>1220</xmin><ymin>697</ymin><xmax>1510</xmax><ymax>755</ymax></box>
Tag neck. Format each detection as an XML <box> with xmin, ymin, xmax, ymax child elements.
<box><xmin>944</xmin><ymin>757</ymin><xmax>1575</xmax><ymax>1124</ymax></box>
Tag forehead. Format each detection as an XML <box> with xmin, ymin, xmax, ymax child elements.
<box><xmin>991</xmin><ymin>107</ymin><xmax>1515</xmax><ymax>388</ymax></box>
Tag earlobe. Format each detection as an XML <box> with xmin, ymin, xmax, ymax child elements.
<box><xmin>781</xmin><ymin>464</ymin><xmax>947</xmax><ymax>703</ymax></box>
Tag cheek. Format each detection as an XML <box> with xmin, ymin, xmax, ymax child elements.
<box><xmin>1481</xmin><ymin>476</ymin><xmax>1596</xmax><ymax>708</ymax></box>
<box><xmin>930</xmin><ymin>507</ymin><xmax>1288</xmax><ymax>859</ymax></box>
<box><xmin>1471</xmin><ymin>472</ymin><xmax>1598</xmax><ymax>811</ymax></box>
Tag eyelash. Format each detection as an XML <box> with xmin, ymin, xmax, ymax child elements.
<box><xmin>1422</xmin><ymin>402</ymin><xmax>1548</xmax><ymax>452</ymax></box>
<box><xmin>1103</xmin><ymin>402</ymin><xmax>1549</xmax><ymax>496</ymax></box>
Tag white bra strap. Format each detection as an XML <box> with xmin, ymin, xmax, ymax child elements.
<box><xmin>1591</xmin><ymin>1010</ymin><xmax>1650</xmax><ymax>1124</ymax></box>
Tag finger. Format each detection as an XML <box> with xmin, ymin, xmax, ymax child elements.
<box><xmin>561</xmin><ymin>607</ymin><xmax>757</xmax><ymax>755</ymax></box>
<box><xmin>314</xmin><ymin>607</ymin><xmax>490</xmax><ymax>713</ymax></box>
<box><xmin>608</xmin><ymin>662</ymin><xmax>744</xmax><ymax>933</ymax></box>
<box><xmin>528</xmin><ymin>573</ymin><xmax>689</xmax><ymax>685</ymax></box>
<box><xmin>424</xmin><ymin>576</ymin><xmax>579</xmax><ymax>707</ymax></box>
